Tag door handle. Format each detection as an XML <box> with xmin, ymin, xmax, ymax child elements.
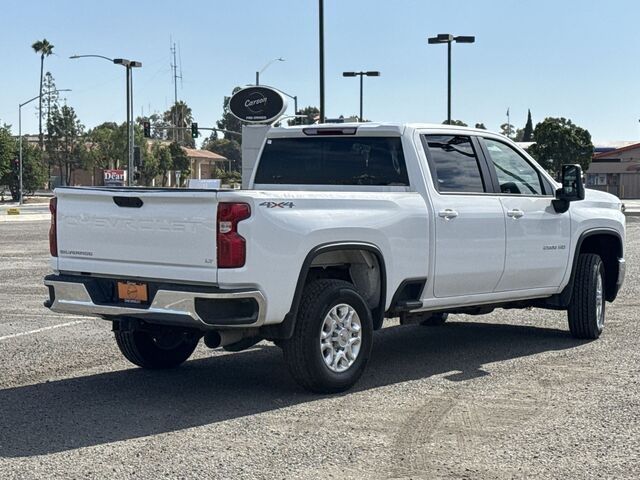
<box><xmin>506</xmin><ymin>208</ymin><xmax>524</xmax><ymax>219</ymax></box>
<box><xmin>438</xmin><ymin>209</ymin><xmax>459</xmax><ymax>220</ymax></box>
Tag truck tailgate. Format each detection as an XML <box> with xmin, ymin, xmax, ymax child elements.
<box><xmin>54</xmin><ymin>188</ymin><xmax>219</xmax><ymax>283</ymax></box>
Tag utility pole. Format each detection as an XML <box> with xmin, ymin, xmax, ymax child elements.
<box><xmin>319</xmin><ymin>0</ymin><xmax>325</xmax><ymax>123</ymax></box>
<box><xmin>507</xmin><ymin>107</ymin><xmax>511</xmax><ymax>138</ymax></box>
<box><xmin>170</xmin><ymin>42</ymin><xmax>181</xmax><ymax>143</ymax></box>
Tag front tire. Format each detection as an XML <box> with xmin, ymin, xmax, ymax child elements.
<box><xmin>568</xmin><ymin>253</ymin><xmax>606</xmax><ymax>339</ymax></box>
<box><xmin>115</xmin><ymin>327</ymin><xmax>199</xmax><ymax>369</ymax></box>
<box><xmin>282</xmin><ymin>279</ymin><xmax>373</xmax><ymax>393</ymax></box>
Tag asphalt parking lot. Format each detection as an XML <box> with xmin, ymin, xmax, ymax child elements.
<box><xmin>1</xmin><ymin>219</ymin><xmax>639</xmax><ymax>479</ymax></box>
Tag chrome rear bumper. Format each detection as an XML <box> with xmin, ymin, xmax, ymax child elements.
<box><xmin>44</xmin><ymin>276</ymin><xmax>266</xmax><ymax>329</ymax></box>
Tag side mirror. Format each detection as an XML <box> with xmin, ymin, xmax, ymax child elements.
<box><xmin>553</xmin><ymin>164</ymin><xmax>585</xmax><ymax>213</ymax></box>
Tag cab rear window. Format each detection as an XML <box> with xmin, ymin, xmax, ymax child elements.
<box><xmin>254</xmin><ymin>137</ymin><xmax>409</xmax><ymax>186</ymax></box>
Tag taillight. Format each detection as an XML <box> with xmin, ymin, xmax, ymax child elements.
<box><xmin>217</xmin><ymin>202</ymin><xmax>251</xmax><ymax>268</ymax></box>
<box><xmin>49</xmin><ymin>198</ymin><xmax>58</xmax><ymax>257</ymax></box>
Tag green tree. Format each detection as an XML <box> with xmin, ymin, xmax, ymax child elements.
<box><xmin>522</xmin><ymin>109</ymin><xmax>534</xmax><ymax>142</ymax></box>
<box><xmin>163</xmin><ymin>101</ymin><xmax>194</xmax><ymax>147</ymax></box>
<box><xmin>46</xmin><ymin>104</ymin><xmax>89</xmax><ymax>186</ymax></box>
<box><xmin>0</xmin><ymin>124</ymin><xmax>46</xmax><ymax>200</ymax></box>
<box><xmin>443</xmin><ymin>120</ymin><xmax>467</xmax><ymax>127</ymax></box>
<box><xmin>87</xmin><ymin>122</ymin><xmax>120</xmax><ymax>169</ymax></box>
<box><xmin>138</xmin><ymin>142</ymin><xmax>159</xmax><ymax>186</ymax></box>
<box><xmin>288</xmin><ymin>106</ymin><xmax>320</xmax><ymax>126</ymax></box>
<box><xmin>168</xmin><ymin>141</ymin><xmax>190</xmax><ymax>186</ymax></box>
<box><xmin>31</xmin><ymin>39</ymin><xmax>54</xmax><ymax>150</ymax></box>
<box><xmin>528</xmin><ymin>117</ymin><xmax>593</xmax><ymax>177</ymax></box>
<box><xmin>217</xmin><ymin>87</ymin><xmax>243</xmax><ymax>142</ymax></box>
<box><xmin>0</xmin><ymin>124</ymin><xmax>12</xmax><ymax>183</ymax></box>
<box><xmin>156</xmin><ymin>144</ymin><xmax>173</xmax><ymax>186</ymax></box>
<box><xmin>137</xmin><ymin>113</ymin><xmax>170</xmax><ymax>141</ymax></box>
<box><xmin>202</xmin><ymin>136</ymin><xmax>241</xmax><ymax>171</ymax></box>
<box><xmin>210</xmin><ymin>167</ymin><xmax>241</xmax><ymax>185</ymax></box>
<box><xmin>474</xmin><ymin>123</ymin><xmax>487</xmax><ymax>129</ymax></box>
<box><xmin>42</xmin><ymin>72</ymin><xmax>61</xmax><ymax>180</ymax></box>
<box><xmin>500</xmin><ymin>123</ymin><xmax>516</xmax><ymax>138</ymax></box>
<box><xmin>88</xmin><ymin>121</ymin><xmax>148</xmax><ymax>171</ymax></box>
<box><xmin>6</xmin><ymin>143</ymin><xmax>46</xmax><ymax>200</ymax></box>
<box><xmin>0</xmin><ymin>123</ymin><xmax>14</xmax><ymax>200</ymax></box>
<box><xmin>42</xmin><ymin>72</ymin><xmax>59</xmax><ymax>134</ymax></box>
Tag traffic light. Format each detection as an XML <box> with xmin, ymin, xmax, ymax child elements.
<box><xmin>133</xmin><ymin>146</ymin><xmax>142</xmax><ymax>168</ymax></box>
<box><xmin>143</xmin><ymin>121</ymin><xmax>151</xmax><ymax>138</ymax></box>
<box><xmin>191</xmin><ymin>122</ymin><xmax>199</xmax><ymax>138</ymax></box>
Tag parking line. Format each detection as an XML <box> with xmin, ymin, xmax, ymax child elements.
<box><xmin>0</xmin><ymin>320</ymin><xmax>85</xmax><ymax>341</ymax></box>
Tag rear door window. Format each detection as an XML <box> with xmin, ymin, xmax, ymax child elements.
<box><xmin>254</xmin><ymin>136</ymin><xmax>409</xmax><ymax>186</ymax></box>
<box><xmin>423</xmin><ymin>135</ymin><xmax>486</xmax><ymax>193</ymax></box>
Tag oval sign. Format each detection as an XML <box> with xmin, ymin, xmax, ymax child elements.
<box><xmin>229</xmin><ymin>86</ymin><xmax>288</xmax><ymax>124</ymax></box>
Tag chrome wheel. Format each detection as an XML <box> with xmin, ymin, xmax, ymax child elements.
<box><xmin>596</xmin><ymin>271</ymin><xmax>604</xmax><ymax>330</ymax></box>
<box><xmin>320</xmin><ymin>303</ymin><xmax>362</xmax><ymax>373</ymax></box>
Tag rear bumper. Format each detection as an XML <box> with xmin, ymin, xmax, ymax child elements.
<box><xmin>44</xmin><ymin>274</ymin><xmax>266</xmax><ymax>330</ymax></box>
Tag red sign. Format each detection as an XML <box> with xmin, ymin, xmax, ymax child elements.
<box><xmin>104</xmin><ymin>169</ymin><xmax>126</xmax><ymax>186</ymax></box>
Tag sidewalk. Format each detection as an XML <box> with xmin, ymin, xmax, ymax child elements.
<box><xmin>0</xmin><ymin>203</ymin><xmax>50</xmax><ymax>222</ymax></box>
<box><xmin>622</xmin><ymin>199</ymin><xmax>640</xmax><ymax>216</ymax></box>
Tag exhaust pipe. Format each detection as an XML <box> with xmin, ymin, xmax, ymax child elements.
<box><xmin>203</xmin><ymin>329</ymin><xmax>259</xmax><ymax>350</ymax></box>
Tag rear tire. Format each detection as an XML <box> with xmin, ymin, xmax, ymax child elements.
<box><xmin>282</xmin><ymin>279</ymin><xmax>373</xmax><ymax>393</ymax></box>
<box><xmin>420</xmin><ymin>312</ymin><xmax>449</xmax><ymax>326</ymax></box>
<box><xmin>568</xmin><ymin>253</ymin><xmax>606</xmax><ymax>339</ymax></box>
<box><xmin>115</xmin><ymin>327</ymin><xmax>199</xmax><ymax>369</ymax></box>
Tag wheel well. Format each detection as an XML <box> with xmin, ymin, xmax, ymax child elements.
<box><xmin>260</xmin><ymin>245</ymin><xmax>387</xmax><ymax>340</ymax></box>
<box><xmin>306</xmin><ymin>249</ymin><xmax>382</xmax><ymax>313</ymax></box>
<box><xmin>578</xmin><ymin>233</ymin><xmax>622</xmax><ymax>302</ymax></box>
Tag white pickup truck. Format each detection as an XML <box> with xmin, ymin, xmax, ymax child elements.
<box><xmin>44</xmin><ymin>123</ymin><xmax>626</xmax><ymax>393</ymax></box>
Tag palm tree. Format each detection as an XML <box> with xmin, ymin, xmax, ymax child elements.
<box><xmin>31</xmin><ymin>39</ymin><xmax>55</xmax><ymax>150</ymax></box>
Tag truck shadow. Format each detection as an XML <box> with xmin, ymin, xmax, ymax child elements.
<box><xmin>0</xmin><ymin>320</ymin><xmax>584</xmax><ymax>458</ymax></box>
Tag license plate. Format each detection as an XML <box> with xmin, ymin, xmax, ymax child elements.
<box><xmin>117</xmin><ymin>281</ymin><xmax>148</xmax><ymax>304</ymax></box>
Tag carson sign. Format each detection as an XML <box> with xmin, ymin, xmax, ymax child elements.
<box><xmin>228</xmin><ymin>86</ymin><xmax>287</xmax><ymax>124</ymax></box>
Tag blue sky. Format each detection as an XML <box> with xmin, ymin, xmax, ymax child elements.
<box><xmin>1</xmin><ymin>0</ymin><xmax>639</xmax><ymax>143</ymax></box>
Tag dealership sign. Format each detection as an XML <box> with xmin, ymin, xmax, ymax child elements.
<box><xmin>104</xmin><ymin>169</ymin><xmax>126</xmax><ymax>187</ymax></box>
<box><xmin>228</xmin><ymin>86</ymin><xmax>287</xmax><ymax>123</ymax></box>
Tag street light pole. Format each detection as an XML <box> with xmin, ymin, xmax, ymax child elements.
<box><xmin>18</xmin><ymin>89</ymin><xmax>71</xmax><ymax>205</ymax></box>
<box><xmin>319</xmin><ymin>0</ymin><xmax>325</xmax><ymax>123</ymax></box>
<box><xmin>126</xmin><ymin>66</ymin><xmax>131</xmax><ymax>182</ymax></box>
<box><xmin>19</xmin><ymin>106</ymin><xmax>22</xmax><ymax>206</ymax></box>
<box><xmin>447</xmin><ymin>40</ymin><xmax>452</xmax><ymax>125</ymax></box>
<box><xmin>427</xmin><ymin>34</ymin><xmax>475</xmax><ymax>125</ymax></box>
<box><xmin>256</xmin><ymin>57</ymin><xmax>284</xmax><ymax>85</ymax></box>
<box><xmin>342</xmin><ymin>71</ymin><xmax>381</xmax><ymax>122</ymax></box>
<box><xmin>275</xmin><ymin>89</ymin><xmax>299</xmax><ymax>125</ymax></box>
<box><xmin>70</xmin><ymin>55</ymin><xmax>141</xmax><ymax>185</ymax></box>
<box><xmin>360</xmin><ymin>74</ymin><xmax>363</xmax><ymax>123</ymax></box>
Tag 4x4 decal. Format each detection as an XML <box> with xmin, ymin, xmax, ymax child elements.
<box><xmin>259</xmin><ymin>201</ymin><xmax>295</xmax><ymax>209</ymax></box>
